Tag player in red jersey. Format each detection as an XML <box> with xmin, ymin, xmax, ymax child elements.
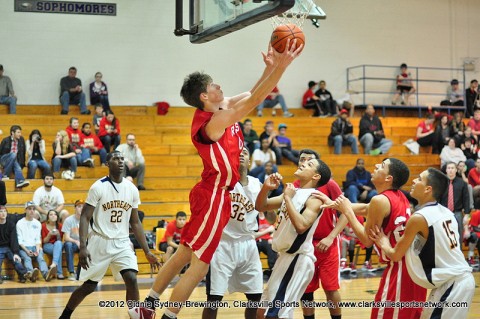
<box><xmin>292</xmin><ymin>149</ymin><xmax>347</xmax><ymax>319</ymax></box>
<box><xmin>319</xmin><ymin>158</ymin><xmax>427</xmax><ymax>319</ymax></box>
<box><xmin>129</xmin><ymin>40</ymin><xmax>303</xmax><ymax>319</ymax></box>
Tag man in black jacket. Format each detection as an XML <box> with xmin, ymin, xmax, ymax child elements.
<box><xmin>465</xmin><ymin>79</ymin><xmax>479</xmax><ymax>118</ymax></box>
<box><xmin>359</xmin><ymin>105</ymin><xmax>392</xmax><ymax>155</ymax></box>
<box><xmin>0</xmin><ymin>205</ymin><xmax>29</xmax><ymax>283</ymax></box>
<box><xmin>344</xmin><ymin>158</ymin><xmax>377</xmax><ymax>203</ymax></box>
<box><xmin>0</xmin><ymin>125</ymin><xmax>29</xmax><ymax>188</ymax></box>
<box><xmin>328</xmin><ymin>109</ymin><xmax>358</xmax><ymax>154</ymax></box>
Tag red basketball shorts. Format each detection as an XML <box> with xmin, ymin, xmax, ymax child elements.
<box><xmin>305</xmin><ymin>238</ymin><xmax>340</xmax><ymax>293</ymax></box>
<box><xmin>181</xmin><ymin>183</ymin><xmax>232</xmax><ymax>264</ymax></box>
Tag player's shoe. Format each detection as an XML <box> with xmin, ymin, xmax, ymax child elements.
<box><xmin>362</xmin><ymin>261</ymin><xmax>377</xmax><ymax>272</ymax></box>
<box><xmin>349</xmin><ymin>262</ymin><xmax>357</xmax><ymax>274</ymax></box>
<box><xmin>467</xmin><ymin>257</ymin><xmax>479</xmax><ymax>268</ymax></box>
<box><xmin>339</xmin><ymin>258</ymin><xmax>351</xmax><ymax>274</ymax></box>
<box><xmin>128</xmin><ymin>307</ymin><xmax>156</xmax><ymax>319</ymax></box>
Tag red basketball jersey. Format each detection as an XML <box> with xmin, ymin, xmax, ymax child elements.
<box><xmin>377</xmin><ymin>189</ymin><xmax>410</xmax><ymax>263</ymax></box>
<box><xmin>371</xmin><ymin>189</ymin><xmax>426</xmax><ymax>319</ymax></box>
<box><xmin>191</xmin><ymin>109</ymin><xmax>244</xmax><ymax>190</ymax></box>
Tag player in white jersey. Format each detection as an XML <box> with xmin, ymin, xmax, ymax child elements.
<box><xmin>202</xmin><ymin>147</ymin><xmax>263</xmax><ymax>319</ymax></box>
<box><xmin>370</xmin><ymin>168</ymin><xmax>475</xmax><ymax>319</ymax></box>
<box><xmin>59</xmin><ymin>151</ymin><xmax>158</xmax><ymax>319</ymax></box>
<box><xmin>255</xmin><ymin>158</ymin><xmax>331</xmax><ymax>319</ymax></box>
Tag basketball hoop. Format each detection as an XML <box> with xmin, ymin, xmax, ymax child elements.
<box><xmin>271</xmin><ymin>0</ymin><xmax>326</xmax><ymax>29</ymax></box>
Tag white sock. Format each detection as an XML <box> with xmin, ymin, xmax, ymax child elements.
<box><xmin>163</xmin><ymin>309</ymin><xmax>177</xmax><ymax>318</ymax></box>
<box><xmin>148</xmin><ymin>289</ymin><xmax>160</xmax><ymax>299</ymax></box>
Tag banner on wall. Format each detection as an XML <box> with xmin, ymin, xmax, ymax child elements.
<box><xmin>14</xmin><ymin>0</ymin><xmax>116</xmax><ymax>16</ymax></box>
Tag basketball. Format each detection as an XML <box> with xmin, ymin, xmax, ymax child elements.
<box><xmin>270</xmin><ymin>24</ymin><xmax>305</xmax><ymax>53</ymax></box>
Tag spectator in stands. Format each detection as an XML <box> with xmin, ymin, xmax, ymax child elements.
<box><xmin>340</xmin><ymin>101</ymin><xmax>355</xmax><ymax>118</ymax></box>
<box><xmin>59</xmin><ymin>66</ymin><xmax>90</xmax><ymax>115</ymax></box>
<box><xmin>468</xmin><ymin>158</ymin><xmax>480</xmax><ymax>203</ymax></box>
<box><xmin>0</xmin><ymin>125</ymin><xmax>29</xmax><ymax>188</ymax></box>
<box><xmin>98</xmin><ymin>110</ymin><xmax>121</xmax><ymax>152</ymax></box>
<box><xmin>249</xmin><ymin>138</ymin><xmax>277</xmax><ymax>179</ymax></box>
<box><xmin>344</xmin><ymin>158</ymin><xmax>377</xmax><ymax>204</ymax></box>
<box><xmin>92</xmin><ymin>104</ymin><xmax>104</xmax><ymax>135</ymax></box>
<box><xmin>0</xmin><ymin>64</ymin><xmax>17</xmax><ymax>114</ymax></box>
<box><xmin>52</xmin><ymin>130</ymin><xmax>77</xmax><ymax>180</ymax></box>
<box><xmin>392</xmin><ymin>63</ymin><xmax>415</xmax><ymax>105</ymax></box>
<box><xmin>0</xmin><ymin>205</ymin><xmax>29</xmax><ymax>283</ymax></box>
<box><xmin>465</xmin><ymin>207</ymin><xmax>480</xmax><ymax>267</ymax></box>
<box><xmin>451</xmin><ymin>111</ymin><xmax>466</xmax><ymax>145</ymax></box>
<box><xmin>432</xmin><ymin>114</ymin><xmax>452</xmax><ymax>154</ymax></box>
<box><xmin>41</xmin><ymin>210</ymin><xmax>64</xmax><ymax>280</ymax></box>
<box><xmin>441</xmin><ymin>79</ymin><xmax>464</xmax><ymax>106</ymax></box>
<box><xmin>255</xmin><ymin>211</ymin><xmax>277</xmax><ymax>277</ymax></box>
<box><xmin>440</xmin><ymin>138</ymin><xmax>466</xmax><ymax>168</ymax></box>
<box><xmin>441</xmin><ymin>162</ymin><xmax>470</xmax><ymax>242</ymax></box>
<box><xmin>465</xmin><ymin>79</ymin><xmax>479</xmax><ymax>118</ymax></box>
<box><xmin>62</xmin><ymin>200</ymin><xmax>82</xmax><ymax>281</ymax></box>
<box><xmin>159</xmin><ymin>211</ymin><xmax>187</xmax><ymax>262</ymax></box>
<box><xmin>328</xmin><ymin>109</ymin><xmax>358</xmax><ymax>154</ymax></box>
<box><xmin>315</xmin><ymin>80</ymin><xmax>337</xmax><ymax>116</ymax></box>
<box><xmin>302</xmin><ymin>81</ymin><xmax>322</xmax><ymax>117</ymax></box>
<box><xmin>116</xmin><ymin>133</ymin><xmax>146</xmax><ymax>190</ymax></box>
<box><xmin>358</xmin><ymin>105</ymin><xmax>393</xmax><ymax>155</ymax></box>
<box><xmin>242</xmin><ymin>118</ymin><xmax>260</xmax><ymax>155</ymax></box>
<box><xmin>468</xmin><ymin>109</ymin><xmax>480</xmax><ymax>139</ymax></box>
<box><xmin>32</xmin><ymin>174</ymin><xmax>65</xmax><ymax>222</ymax></box>
<box><xmin>415</xmin><ymin>113</ymin><xmax>435</xmax><ymax>148</ymax></box>
<box><xmin>89</xmin><ymin>72</ymin><xmax>111</xmax><ymax>113</ymax></box>
<box><xmin>26</xmin><ymin>129</ymin><xmax>51</xmax><ymax>179</ymax></box>
<box><xmin>460</xmin><ymin>126</ymin><xmax>477</xmax><ymax>150</ymax></box>
<box><xmin>461</xmin><ymin>138</ymin><xmax>477</xmax><ymax>169</ymax></box>
<box><xmin>259</xmin><ymin>120</ymin><xmax>282</xmax><ymax>164</ymax></box>
<box><xmin>256</xmin><ymin>86</ymin><xmax>294</xmax><ymax>117</ymax></box>
<box><xmin>275</xmin><ymin>123</ymin><xmax>299</xmax><ymax>165</ymax></box>
<box><xmin>17</xmin><ymin>201</ymin><xmax>54</xmax><ymax>282</ymax></box>
<box><xmin>457</xmin><ymin>161</ymin><xmax>474</xmax><ymax>210</ymax></box>
<box><xmin>66</xmin><ymin>117</ymin><xmax>94</xmax><ymax>167</ymax></box>
<box><xmin>81</xmin><ymin>122</ymin><xmax>107</xmax><ymax>166</ymax></box>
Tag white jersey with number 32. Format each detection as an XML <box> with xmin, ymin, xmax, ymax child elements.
<box><xmin>85</xmin><ymin>176</ymin><xmax>140</xmax><ymax>239</ymax></box>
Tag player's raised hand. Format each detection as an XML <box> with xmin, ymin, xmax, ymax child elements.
<box><xmin>283</xmin><ymin>183</ymin><xmax>296</xmax><ymax>199</ymax></box>
<box><xmin>261</xmin><ymin>43</ymin><xmax>275</xmax><ymax>68</ymax></box>
<box><xmin>145</xmin><ymin>251</ymin><xmax>160</xmax><ymax>271</ymax></box>
<box><xmin>369</xmin><ymin>225</ymin><xmax>390</xmax><ymax>248</ymax></box>
<box><xmin>271</xmin><ymin>38</ymin><xmax>303</xmax><ymax>68</ymax></box>
<box><xmin>79</xmin><ymin>247</ymin><xmax>92</xmax><ymax>270</ymax></box>
<box><xmin>264</xmin><ymin>173</ymin><xmax>283</xmax><ymax>190</ymax></box>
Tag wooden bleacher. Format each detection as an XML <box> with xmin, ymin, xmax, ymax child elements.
<box><xmin>0</xmin><ymin>104</ymin><xmax>443</xmax><ymax>275</ymax></box>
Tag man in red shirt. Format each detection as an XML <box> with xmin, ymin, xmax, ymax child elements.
<box><xmin>467</xmin><ymin>109</ymin><xmax>480</xmax><ymax>139</ymax></box>
<box><xmin>133</xmin><ymin>40</ymin><xmax>303</xmax><ymax>319</ymax></box>
<box><xmin>466</xmin><ymin>208</ymin><xmax>480</xmax><ymax>267</ymax></box>
<box><xmin>159</xmin><ymin>211</ymin><xmax>186</xmax><ymax>261</ymax></box>
<box><xmin>319</xmin><ymin>158</ymin><xmax>426</xmax><ymax>319</ymax></box>
<box><xmin>80</xmin><ymin>122</ymin><xmax>107</xmax><ymax>166</ymax></box>
<box><xmin>302</xmin><ymin>81</ymin><xmax>322</xmax><ymax>117</ymax></box>
<box><xmin>468</xmin><ymin>158</ymin><xmax>480</xmax><ymax>204</ymax></box>
<box><xmin>415</xmin><ymin>114</ymin><xmax>435</xmax><ymax>147</ymax></box>
<box><xmin>66</xmin><ymin>117</ymin><xmax>94</xmax><ymax>167</ymax></box>
<box><xmin>255</xmin><ymin>211</ymin><xmax>277</xmax><ymax>276</ymax></box>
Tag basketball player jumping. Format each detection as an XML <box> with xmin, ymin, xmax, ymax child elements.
<box><xmin>369</xmin><ymin>168</ymin><xmax>475</xmax><ymax>319</ymax></box>
<box><xmin>130</xmin><ymin>40</ymin><xmax>303</xmax><ymax>319</ymax></box>
<box><xmin>319</xmin><ymin>158</ymin><xmax>427</xmax><ymax>319</ymax></box>
<box><xmin>58</xmin><ymin>151</ymin><xmax>159</xmax><ymax>319</ymax></box>
<box><xmin>256</xmin><ymin>158</ymin><xmax>331</xmax><ymax>319</ymax></box>
<box><xmin>202</xmin><ymin>147</ymin><xmax>263</xmax><ymax>319</ymax></box>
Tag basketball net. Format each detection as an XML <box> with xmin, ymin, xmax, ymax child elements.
<box><xmin>270</xmin><ymin>0</ymin><xmax>315</xmax><ymax>29</ymax></box>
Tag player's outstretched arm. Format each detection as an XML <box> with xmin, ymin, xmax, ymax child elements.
<box><xmin>255</xmin><ymin>173</ymin><xmax>284</xmax><ymax>212</ymax></box>
<box><xmin>79</xmin><ymin>203</ymin><xmax>95</xmax><ymax>269</ymax></box>
<box><xmin>285</xmin><ymin>190</ymin><xmax>322</xmax><ymax>235</ymax></box>
<box><xmin>369</xmin><ymin>215</ymin><xmax>428</xmax><ymax>262</ymax></box>
<box><xmin>130</xmin><ymin>208</ymin><xmax>159</xmax><ymax>268</ymax></box>
<box><xmin>206</xmin><ymin>40</ymin><xmax>303</xmax><ymax>140</ymax></box>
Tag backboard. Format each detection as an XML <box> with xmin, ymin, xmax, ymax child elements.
<box><xmin>179</xmin><ymin>0</ymin><xmax>326</xmax><ymax>44</ymax></box>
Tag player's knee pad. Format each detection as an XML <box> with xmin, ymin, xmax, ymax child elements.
<box><xmin>245</xmin><ymin>293</ymin><xmax>262</xmax><ymax>302</ymax></box>
<box><xmin>301</xmin><ymin>292</ymin><xmax>314</xmax><ymax>302</ymax></box>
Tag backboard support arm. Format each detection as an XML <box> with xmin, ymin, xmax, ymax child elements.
<box><xmin>174</xmin><ymin>0</ymin><xmax>198</xmax><ymax>36</ymax></box>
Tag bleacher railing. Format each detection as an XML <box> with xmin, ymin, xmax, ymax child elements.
<box><xmin>346</xmin><ymin>64</ymin><xmax>466</xmax><ymax>117</ymax></box>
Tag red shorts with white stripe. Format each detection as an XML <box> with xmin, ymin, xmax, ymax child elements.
<box><xmin>181</xmin><ymin>183</ymin><xmax>232</xmax><ymax>264</ymax></box>
<box><xmin>305</xmin><ymin>238</ymin><xmax>340</xmax><ymax>292</ymax></box>
<box><xmin>371</xmin><ymin>259</ymin><xmax>426</xmax><ymax>319</ymax></box>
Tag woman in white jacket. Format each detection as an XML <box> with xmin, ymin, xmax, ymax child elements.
<box><xmin>26</xmin><ymin>129</ymin><xmax>51</xmax><ymax>179</ymax></box>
